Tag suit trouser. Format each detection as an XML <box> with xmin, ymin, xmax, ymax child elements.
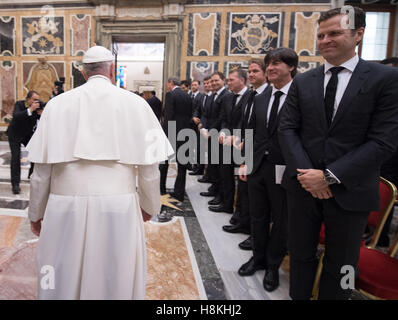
<box><xmin>8</xmin><ymin>139</ymin><xmax>23</xmax><ymax>187</ymax></box>
<box><xmin>194</xmin><ymin>124</ymin><xmax>205</xmax><ymax>171</ymax></box>
<box><xmin>219</xmin><ymin>145</ymin><xmax>235</xmax><ymax>209</ymax></box>
<box><xmin>159</xmin><ymin>141</ymin><xmax>187</xmax><ymax>199</ymax></box>
<box><xmin>234</xmin><ymin>179</ymin><xmax>251</xmax><ymax>229</ymax></box>
<box><xmin>206</xmin><ymin>136</ymin><xmax>220</xmax><ymax>196</ymax></box>
<box><xmin>285</xmin><ymin>178</ymin><xmax>369</xmax><ymax>300</ymax></box>
<box><xmin>247</xmin><ymin>158</ymin><xmax>288</xmax><ymax>269</ymax></box>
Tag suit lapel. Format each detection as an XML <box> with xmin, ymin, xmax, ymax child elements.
<box><xmin>312</xmin><ymin>66</ymin><xmax>328</xmax><ymax>130</ymax></box>
<box><xmin>329</xmin><ymin>59</ymin><xmax>370</xmax><ymax>131</ymax></box>
<box><xmin>258</xmin><ymin>87</ymin><xmax>272</xmax><ymax>130</ymax></box>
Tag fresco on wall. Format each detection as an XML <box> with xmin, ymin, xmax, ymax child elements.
<box><xmin>0</xmin><ymin>16</ymin><xmax>15</xmax><ymax>56</ymax></box>
<box><xmin>0</xmin><ymin>61</ymin><xmax>16</xmax><ymax>119</ymax></box>
<box><xmin>289</xmin><ymin>12</ymin><xmax>320</xmax><ymax>56</ymax></box>
<box><xmin>188</xmin><ymin>12</ymin><xmax>221</xmax><ymax>56</ymax></box>
<box><xmin>227</xmin><ymin>13</ymin><xmax>282</xmax><ymax>56</ymax></box>
<box><xmin>187</xmin><ymin>61</ymin><xmax>218</xmax><ymax>88</ymax></box>
<box><xmin>70</xmin><ymin>14</ymin><xmax>91</xmax><ymax>56</ymax></box>
<box><xmin>22</xmin><ymin>16</ymin><xmax>64</xmax><ymax>55</ymax></box>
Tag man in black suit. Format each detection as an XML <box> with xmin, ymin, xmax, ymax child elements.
<box><xmin>278</xmin><ymin>7</ymin><xmax>398</xmax><ymax>300</ymax></box>
<box><xmin>222</xmin><ymin>59</ymin><xmax>269</xmax><ymax>247</ymax></box>
<box><xmin>146</xmin><ymin>90</ymin><xmax>162</xmax><ymax>121</ymax></box>
<box><xmin>238</xmin><ymin>49</ymin><xmax>298</xmax><ymax>293</ymax></box>
<box><xmin>199</xmin><ymin>72</ymin><xmax>228</xmax><ymax>203</ymax></box>
<box><xmin>7</xmin><ymin>90</ymin><xmax>42</xmax><ymax>194</ymax></box>
<box><xmin>209</xmin><ymin>68</ymin><xmax>250</xmax><ymax>215</ymax></box>
<box><xmin>190</xmin><ymin>80</ymin><xmax>205</xmax><ymax>175</ymax></box>
<box><xmin>160</xmin><ymin>77</ymin><xmax>193</xmax><ymax>202</ymax></box>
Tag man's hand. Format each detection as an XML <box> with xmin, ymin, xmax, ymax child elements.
<box><xmin>239</xmin><ymin>164</ymin><xmax>247</xmax><ymax>182</ymax></box>
<box><xmin>297</xmin><ymin>169</ymin><xmax>333</xmax><ymax>199</ymax></box>
<box><xmin>232</xmin><ymin>137</ymin><xmax>243</xmax><ymax>150</ymax></box>
<box><xmin>30</xmin><ymin>219</ymin><xmax>42</xmax><ymax>237</ymax></box>
<box><xmin>29</xmin><ymin>100</ymin><xmax>40</xmax><ymax>113</ymax></box>
<box><xmin>218</xmin><ymin>132</ymin><xmax>226</xmax><ymax>144</ymax></box>
<box><xmin>193</xmin><ymin>117</ymin><xmax>200</xmax><ymax>125</ymax></box>
<box><xmin>141</xmin><ymin>208</ymin><xmax>152</xmax><ymax>222</ymax></box>
<box><xmin>200</xmin><ymin>128</ymin><xmax>209</xmax><ymax>139</ymax></box>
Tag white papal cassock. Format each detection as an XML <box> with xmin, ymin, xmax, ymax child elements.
<box><xmin>26</xmin><ymin>75</ymin><xmax>174</xmax><ymax>300</ymax></box>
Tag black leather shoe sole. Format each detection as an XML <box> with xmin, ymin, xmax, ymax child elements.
<box><xmin>198</xmin><ymin>177</ymin><xmax>211</xmax><ymax>183</ymax></box>
<box><xmin>222</xmin><ymin>224</ymin><xmax>250</xmax><ymax>234</ymax></box>
<box><xmin>189</xmin><ymin>170</ymin><xmax>204</xmax><ymax>175</ymax></box>
<box><xmin>238</xmin><ymin>260</ymin><xmax>266</xmax><ymax>276</ymax></box>
<box><xmin>200</xmin><ymin>191</ymin><xmax>216</xmax><ymax>197</ymax></box>
<box><xmin>208</xmin><ymin>198</ymin><xmax>222</xmax><ymax>205</ymax></box>
<box><xmin>209</xmin><ymin>206</ymin><xmax>233</xmax><ymax>213</ymax></box>
<box><xmin>263</xmin><ymin>270</ymin><xmax>279</xmax><ymax>292</ymax></box>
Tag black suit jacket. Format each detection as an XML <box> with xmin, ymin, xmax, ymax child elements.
<box><xmin>7</xmin><ymin>100</ymin><xmax>40</xmax><ymax>145</ymax></box>
<box><xmin>220</xmin><ymin>88</ymin><xmax>251</xmax><ymax>134</ymax></box>
<box><xmin>249</xmin><ymin>85</ymin><xmax>285</xmax><ymax>175</ymax></box>
<box><xmin>202</xmin><ymin>87</ymin><xmax>228</xmax><ymax>130</ymax></box>
<box><xmin>278</xmin><ymin>59</ymin><xmax>398</xmax><ymax>211</ymax></box>
<box><xmin>147</xmin><ymin>95</ymin><xmax>162</xmax><ymax>120</ymax></box>
<box><xmin>163</xmin><ymin>87</ymin><xmax>193</xmax><ymax>137</ymax></box>
<box><xmin>192</xmin><ymin>92</ymin><xmax>204</xmax><ymax>119</ymax></box>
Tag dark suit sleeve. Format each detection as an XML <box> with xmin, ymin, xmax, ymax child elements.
<box><xmin>219</xmin><ymin>95</ymin><xmax>229</xmax><ymax>134</ymax></box>
<box><xmin>278</xmin><ymin>78</ymin><xmax>315</xmax><ymax>178</ymax></box>
<box><xmin>327</xmin><ymin>71</ymin><xmax>398</xmax><ymax>187</ymax></box>
<box><xmin>164</xmin><ymin>91</ymin><xmax>175</xmax><ymax>122</ymax></box>
<box><xmin>13</xmin><ymin>101</ymin><xmax>30</xmax><ymax>121</ymax></box>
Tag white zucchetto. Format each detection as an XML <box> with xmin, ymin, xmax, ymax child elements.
<box><xmin>82</xmin><ymin>45</ymin><xmax>114</xmax><ymax>63</ymax></box>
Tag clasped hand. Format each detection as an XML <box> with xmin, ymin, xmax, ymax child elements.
<box><xmin>297</xmin><ymin>169</ymin><xmax>333</xmax><ymax>199</ymax></box>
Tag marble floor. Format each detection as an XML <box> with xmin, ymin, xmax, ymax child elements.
<box><xmin>0</xmin><ymin>141</ymin><xmax>397</xmax><ymax>300</ymax></box>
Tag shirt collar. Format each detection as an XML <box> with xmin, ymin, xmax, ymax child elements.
<box><xmin>324</xmin><ymin>54</ymin><xmax>359</xmax><ymax>74</ymax></box>
<box><xmin>88</xmin><ymin>74</ymin><xmax>112</xmax><ymax>83</ymax></box>
<box><xmin>215</xmin><ymin>86</ymin><xmax>225</xmax><ymax>96</ymax></box>
<box><xmin>272</xmin><ymin>80</ymin><xmax>292</xmax><ymax>96</ymax></box>
<box><xmin>235</xmin><ymin>86</ymin><xmax>248</xmax><ymax>96</ymax></box>
<box><xmin>255</xmin><ymin>82</ymin><xmax>268</xmax><ymax>95</ymax></box>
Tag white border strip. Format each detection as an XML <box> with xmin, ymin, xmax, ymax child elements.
<box><xmin>178</xmin><ymin>216</ymin><xmax>208</xmax><ymax>300</ymax></box>
<box><xmin>0</xmin><ymin>207</ymin><xmax>28</xmax><ymax>217</ymax></box>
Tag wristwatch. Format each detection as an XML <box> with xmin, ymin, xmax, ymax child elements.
<box><xmin>323</xmin><ymin>170</ymin><xmax>338</xmax><ymax>185</ymax></box>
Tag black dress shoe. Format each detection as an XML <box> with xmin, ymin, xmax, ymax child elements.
<box><xmin>238</xmin><ymin>257</ymin><xmax>266</xmax><ymax>276</ymax></box>
<box><xmin>209</xmin><ymin>205</ymin><xmax>233</xmax><ymax>213</ymax></box>
<box><xmin>170</xmin><ymin>192</ymin><xmax>184</xmax><ymax>202</ymax></box>
<box><xmin>160</xmin><ymin>189</ymin><xmax>167</xmax><ymax>195</ymax></box>
<box><xmin>198</xmin><ymin>177</ymin><xmax>211</xmax><ymax>183</ymax></box>
<box><xmin>263</xmin><ymin>269</ymin><xmax>279</xmax><ymax>292</ymax></box>
<box><xmin>208</xmin><ymin>196</ymin><xmax>222</xmax><ymax>205</ymax></box>
<box><xmin>12</xmin><ymin>185</ymin><xmax>20</xmax><ymax>195</ymax></box>
<box><xmin>239</xmin><ymin>236</ymin><xmax>252</xmax><ymax>251</ymax></box>
<box><xmin>189</xmin><ymin>169</ymin><xmax>204</xmax><ymax>175</ymax></box>
<box><xmin>200</xmin><ymin>191</ymin><xmax>216</xmax><ymax>197</ymax></box>
<box><xmin>222</xmin><ymin>224</ymin><xmax>250</xmax><ymax>234</ymax></box>
<box><xmin>229</xmin><ymin>217</ymin><xmax>238</xmax><ymax>225</ymax></box>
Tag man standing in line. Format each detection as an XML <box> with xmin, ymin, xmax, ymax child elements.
<box><xmin>190</xmin><ymin>80</ymin><xmax>205</xmax><ymax>176</ymax></box>
<box><xmin>199</xmin><ymin>72</ymin><xmax>228</xmax><ymax>205</ymax></box>
<box><xmin>222</xmin><ymin>59</ymin><xmax>269</xmax><ymax>248</ymax></box>
<box><xmin>278</xmin><ymin>7</ymin><xmax>398</xmax><ymax>299</ymax></box>
<box><xmin>210</xmin><ymin>68</ymin><xmax>250</xmax><ymax>215</ymax></box>
<box><xmin>239</xmin><ymin>49</ymin><xmax>298</xmax><ymax>293</ymax></box>
<box><xmin>146</xmin><ymin>90</ymin><xmax>162</xmax><ymax>121</ymax></box>
<box><xmin>27</xmin><ymin>45</ymin><xmax>173</xmax><ymax>299</ymax></box>
<box><xmin>160</xmin><ymin>77</ymin><xmax>193</xmax><ymax>202</ymax></box>
<box><xmin>7</xmin><ymin>91</ymin><xmax>42</xmax><ymax>194</ymax></box>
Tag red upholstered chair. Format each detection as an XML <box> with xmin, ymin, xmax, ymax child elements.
<box><xmin>312</xmin><ymin>177</ymin><xmax>397</xmax><ymax>299</ymax></box>
<box><xmin>356</xmin><ymin>232</ymin><xmax>398</xmax><ymax>299</ymax></box>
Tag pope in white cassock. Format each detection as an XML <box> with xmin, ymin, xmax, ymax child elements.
<box><xmin>27</xmin><ymin>46</ymin><xmax>174</xmax><ymax>300</ymax></box>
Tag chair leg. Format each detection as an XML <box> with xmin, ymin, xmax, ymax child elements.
<box><xmin>312</xmin><ymin>249</ymin><xmax>324</xmax><ymax>300</ymax></box>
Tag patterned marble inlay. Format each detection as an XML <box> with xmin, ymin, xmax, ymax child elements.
<box><xmin>224</xmin><ymin>61</ymin><xmax>249</xmax><ymax>76</ymax></box>
<box><xmin>187</xmin><ymin>61</ymin><xmax>217</xmax><ymax>87</ymax></box>
<box><xmin>297</xmin><ymin>61</ymin><xmax>321</xmax><ymax>73</ymax></box>
<box><xmin>293</xmin><ymin>12</ymin><xmax>320</xmax><ymax>56</ymax></box>
<box><xmin>71</xmin><ymin>61</ymin><xmax>86</xmax><ymax>89</ymax></box>
<box><xmin>0</xmin><ymin>16</ymin><xmax>15</xmax><ymax>56</ymax></box>
<box><xmin>22</xmin><ymin>16</ymin><xmax>64</xmax><ymax>55</ymax></box>
<box><xmin>0</xmin><ymin>216</ymin><xmax>22</xmax><ymax>248</ymax></box>
<box><xmin>228</xmin><ymin>13</ymin><xmax>282</xmax><ymax>55</ymax></box>
<box><xmin>70</xmin><ymin>14</ymin><xmax>91</xmax><ymax>56</ymax></box>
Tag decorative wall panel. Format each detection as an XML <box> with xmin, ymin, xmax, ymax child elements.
<box><xmin>0</xmin><ymin>16</ymin><xmax>15</xmax><ymax>56</ymax></box>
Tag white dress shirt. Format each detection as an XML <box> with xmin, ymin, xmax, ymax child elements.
<box><xmin>324</xmin><ymin>54</ymin><xmax>359</xmax><ymax>120</ymax></box>
<box><xmin>266</xmin><ymin>80</ymin><xmax>293</xmax><ymax>125</ymax></box>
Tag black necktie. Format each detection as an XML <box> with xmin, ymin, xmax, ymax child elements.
<box><xmin>244</xmin><ymin>90</ymin><xmax>257</xmax><ymax>125</ymax></box>
<box><xmin>325</xmin><ymin>66</ymin><xmax>345</xmax><ymax>127</ymax></box>
<box><xmin>268</xmin><ymin>91</ymin><xmax>283</xmax><ymax>132</ymax></box>
<box><xmin>232</xmin><ymin>94</ymin><xmax>240</xmax><ymax>107</ymax></box>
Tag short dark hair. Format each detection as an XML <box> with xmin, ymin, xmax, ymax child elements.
<box><xmin>264</xmin><ymin>47</ymin><xmax>299</xmax><ymax>78</ymax></box>
<box><xmin>318</xmin><ymin>7</ymin><xmax>366</xmax><ymax>30</ymax></box>
<box><xmin>181</xmin><ymin>80</ymin><xmax>191</xmax><ymax>88</ymax></box>
<box><xmin>151</xmin><ymin>90</ymin><xmax>156</xmax><ymax>96</ymax></box>
<box><xmin>249</xmin><ymin>58</ymin><xmax>266</xmax><ymax>73</ymax></box>
<box><xmin>380</xmin><ymin>57</ymin><xmax>398</xmax><ymax>67</ymax></box>
<box><xmin>229</xmin><ymin>68</ymin><xmax>247</xmax><ymax>83</ymax></box>
<box><xmin>168</xmin><ymin>77</ymin><xmax>180</xmax><ymax>86</ymax></box>
<box><xmin>26</xmin><ymin>90</ymin><xmax>39</xmax><ymax>99</ymax></box>
<box><xmin>211</xmin><ymin>71</ymin><xmax>225</xmax><ymax>81</ymax></box>
<box><xmin>204</xmin><ymin>76</ymin><xmax>211</xmax><ymax>81</ymax></box>
<box><xmin>192</xmin><ymin>80</ymin><xmax>201</xmax><ymax>85</ymax></box>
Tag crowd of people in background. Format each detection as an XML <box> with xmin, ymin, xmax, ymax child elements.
<box><xmin>157</xmin><ymin>7</ymin><xmax>398</xmax><ymax>299</ymax></box>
